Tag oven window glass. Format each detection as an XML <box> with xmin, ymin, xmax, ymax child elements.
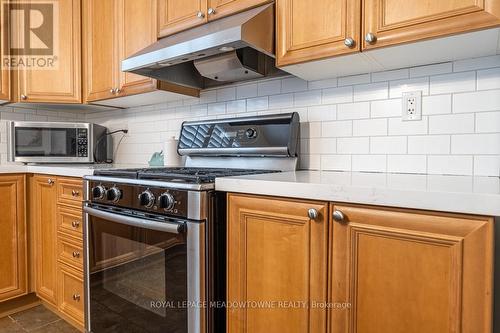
<box><xmin>14</xmin><ymin>127</ymin><xmax>77</xmax><ymax>157</ymax></box>
<box><xmin>89</xmin><ymin>217</ymin><xmax>187</xmax><ymax>333</ymax></box>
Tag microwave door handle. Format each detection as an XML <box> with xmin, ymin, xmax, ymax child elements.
<box><xmin>83</xmin><ymin>206</ymin><xmax>183</xmax><ymax>234</ymax></box>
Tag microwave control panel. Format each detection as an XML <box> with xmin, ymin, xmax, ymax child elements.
<box><xmin>77</xmin><ymin>129</ymin><xmax>88</xmax><ymax>157</ymax></box>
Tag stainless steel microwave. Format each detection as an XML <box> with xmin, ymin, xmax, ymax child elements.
<box><xmin>8</xmin><ymin>121</ymin><xmax>109</xmax><ymax>163</ymax></box>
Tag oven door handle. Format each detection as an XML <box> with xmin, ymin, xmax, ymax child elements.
<box><xmin>83</xmin><ymin>206</ymin><xmax>184</xmax><ymax>234</ymax></box>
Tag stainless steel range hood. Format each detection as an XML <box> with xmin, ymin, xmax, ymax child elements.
<box><xmin>122</xmin><ymin>4</ymin><xmax>283</xmax><ymax>90</ymax></box>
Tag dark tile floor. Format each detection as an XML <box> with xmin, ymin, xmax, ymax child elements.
<box><xmin>0</xmin><ymin>305</ymin><xmax>79</xmax><ymax>333</ymax></box>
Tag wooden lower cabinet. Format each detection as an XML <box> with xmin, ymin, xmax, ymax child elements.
<box><xmin>227</xmin><ymin>193</ymin><xmax>328</xmax><ymax>333</ymax></box>
<box><xmin>57</xmin><ymin>262</ymin><xmax>84</xmax><ymax>327</ymax></box>
<box><xmin>32</xmin><ymin>175</ymin><xmax>58</xmax><ymax>306</ymax></box>
<box><xmin>0</xmin><ymin>175</ymin><xmax>27</xmax><ymax>302</ymax></box>
<box><xmin>329</xmin><ymin>204</ymin><xmax>494</xmax><ymax>333</ymax></box>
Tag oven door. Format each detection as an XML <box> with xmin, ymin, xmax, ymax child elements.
<box><xmin>83</xmin><ymin>205</ymin><xmax>205</xmax><ymax>333</ymax></box>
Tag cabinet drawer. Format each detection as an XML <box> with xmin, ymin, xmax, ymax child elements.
<box><xmin>58</xmin><ymin>263</ymin><xmax>84</xmax><ymax>326</ymax></box>
<box><xmin>57</xmin><ymin>206</ymin><xmax>83</xmax><ymax>239</ymax></box>
<box><xmin>57</xmin><ymin>177</ymin><xmax>83</xmax><ymax>207</ymax></box>
<box><xmin>57</xmin><ymin>233</ymin><xmax>83</xmax><ymax>271</ymax></box>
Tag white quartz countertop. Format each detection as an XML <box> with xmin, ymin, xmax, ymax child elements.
<box><xmin>0</xmin><ymin>164</ymin><xmax>145</xmax><ymax>178</ymax></box>
<box><xmin>216</xmin><ymin>171</ymin><xmax>500</xmax><ymax>216</ymax></box>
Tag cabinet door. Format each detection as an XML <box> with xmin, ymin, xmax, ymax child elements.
<box><xmin>329</xmin><ymin>204</ymin><xmax>494</xmax><ymax>333</ymax></box>
<box><xmin>0</xmin><ymin>1</ymin><xmax>10</xmax><ymax>102</ymax></box>
<box><xmin>33</xmin><ymin>175</ymin><xmax>58</xmax><ymax>306</ymax></box>
<box><xmin>117</xmin><ymin>0</ymin><xmax>158</xmax><ymax>96</ymax></box>
<box><xmin>207</xmin><ymin>0</ymin><xmax>270</xmax><ymax>21</ymax></box>
<box><xmin>158</xmin><ymin>0</ymin><xmax>207</xmax><ymax>38</ymax></box>
<box><xmin>0</xmin><ymin>175</ymin><xmax>27</xmax><ymax>302</ymax></box>
<box><xmin>18</xmin><ymin>0</ymin><xmax>81</xmax><ymax>103</ymax></box>
<box><xmin>276</xmin><ymin>0</ymin><xmax>360</xmax><ymax>67</ymax></box>
<box><xmin>227</xmin><ymin>194</ymin><xmax>328</xmax><ymax>333</ymax></box>
<box><xmin>83</xmin><ymin>0</ymin><xmax>118</xmax><ymax>102</ymax></box>
<box><xmin>363</xmin><ymin>0</ymin><xmax>500</xmax><ymax>50</ymax></box>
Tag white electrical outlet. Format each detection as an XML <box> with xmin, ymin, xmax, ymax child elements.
<box><xmin>402</xmin><ymin>91</ymin><xmax>422</xmax><ymax>121</ymax></box>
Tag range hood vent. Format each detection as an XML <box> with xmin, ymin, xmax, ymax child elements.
<box><xmin>122</xmin><ymin>4</ymin><xmax>284</xmax><ymax>90</ymax></box>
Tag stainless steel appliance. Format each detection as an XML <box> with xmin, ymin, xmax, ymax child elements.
<box><xmin>83</xmin><ymin>113</ymin><xmax>299</xmax><ymax>333</ymax></box>
<box><xmin>121</xmin><ymin>4</ymin><xmax>284</xmax><ymax>91</ymax></box>
<box><xmin>8</xmin><ymin>121</ymin><xmax>109</xmax><ymax>163</ymax></box>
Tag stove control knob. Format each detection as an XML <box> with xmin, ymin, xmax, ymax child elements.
<box><xmin>245</xmin><ymin>128</ymin><xmax>257</xmax><ymax>139</ymax></box>
<box><xmin>158</xmin><ymin>192</ymin><xmax>175</xmax><ymax>210</ymax></box>
<box><xmin>138</xmin><ymin>190</ymin><xmax>155</xmax><ymax>208</ymax></box>
<box><xmin>106</xmin><ymin>187</ymin><xmax>122</xmax><ymax>202</ymax></box>
<box><xmin>92</xmin><ymin>185</ymin><xmax>106</xmax><ymax>200</ymax></box>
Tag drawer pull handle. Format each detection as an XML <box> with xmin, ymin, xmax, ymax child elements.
<box><xmin>71</xmin><ymin>221</ymin><xmax>80</xmax><ymax>228</ymax></box>
<box><xmin>71</xmin><ymin>190</ymin><xmax>80</xmax><ymax>197</ymax></box>
<box><xmin>72</xmin><ymin>251</ymin><xmax>80</xmax><ymax>258</ymax></box>
<box><xmin>47</xmin><ymin>178</ymin><xmax>55</xmax><ymax>185</ymax></box>
<box><xmin>73</xmin><ymin>294</ymin><xmax>80</xmax><ymax>301</ymax></box>
<box><xmin>332</xmin><ymin>210</ymin><xmax>345</xmax><ymax>223</ymax></box>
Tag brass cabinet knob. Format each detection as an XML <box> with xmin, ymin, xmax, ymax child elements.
<box><xmin>71</xmin><ymin>220</ymin><xmax>80</xmax><ymax>228</ymax></box>
<box><xmin>364</xmin><ymin>32</ymin><xmax>377</xmax><ymax>44</ymax></box>
<box><xmin>109</xmin><ymin>88</ymin><xmax>116</xmax><ymax>94</ymax></box>
<box><xmin>115</xmin><ymin>88</ymin><xmax>122</xmax><ymax>94</ymax></box>
<box><xmin>208</xmin><ymin>7</ymin><xmax>215</xmax><ymax>15</ymax></box>
<box><xmin>47</xmin><ymin>178</ymin><xmax>55</xmax><ymax>185</ymax></box>
<box><xmin>72</xmin><ymin>251</ymin><xmax>80</xmax><ymax>258</ymax></box>
<box><xmin>20</xmin><ymin>94</ymin><xmax>27</xmax><ymax>100</ymax></box>
<box><xmin>344</xmin><ymin>37</ymin><xmax>355</xmax><ymax>48</ymax></box>
<box><xmin>332</xmin><ymin>210</ymin><xmax>345</xmax><ymax>223</ymax></box>
<box><xmin>197</xmin><ymin>11</ymin><xmax>205</xmax><ymax>18</ymax></box>
<box><xmin>73</xmin><ymin>294</ymin><xmax>81</xmax><ymax>301</ymax></box>
<box><xmin>72</xmin><ymin>190</ymin><xmax>80</xmax><ymax>197</ymax></box>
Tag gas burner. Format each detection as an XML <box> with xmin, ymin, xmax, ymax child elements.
<box><xmin>95</xmin><ymin>167</ymin><xmax>279</xmax><ymax>184</ymax></box>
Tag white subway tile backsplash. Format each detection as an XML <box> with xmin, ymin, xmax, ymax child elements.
<box><xmin>453</xmin><ymin>89</ymin><xmax>500</xmax><ymax>113</ymax></box>
<box><xmin>258</xmin><ymin>79</ymin><xmax>282</xmax><ymax>96</ymax></box>
<box><xmin>427</xmin><ymin>155</ymin><xmax>473</xmax><ymax>175</ymax></box>
<box><xmin>451</xmin><ymin>133</ymin><xmax>500</xmax><ymax>155</ymax></box>
<box><xmin>338</xmin><ymin>73</ymin><xmax>370</xmax><ymax>86</ymax></box>
<box><xmin>408</xmin><ymin>135</ymin><xmax>450</xmax><ymax>154</ymax></box>
<box><xmin>4</xmin><ymin>55</ymin><xmax>498</xmax><ymax>177</ymax></box>
<box><xmin>475</xmin><ymin>111</ymin><xmax>500</xmax><ymax>133</ymax></box>
<box><xmin>337</xmin><ymin>137</ymin><xmax>369</xmax><ymax>154</ymax></box>
<box><xmin>389</xmin><ymin>77</ymin><xmax>429</xmax><ymax>98</ymax></box>
<box><xmin>370</xmin><ymin>99</ymin><xmax>401</xmax><ymax>118</ymax></box>
<box><xmin>387</xmin><ymin>155</ymin><xmax>427</xmax><ymax>174</ymax></box>
<box><xmin>353</xmin><ymin>82</ymin><xmax>388</xmax><ymax>102</ymax></box>
<box><xmin>352</xmin><ymin>155</ymin><xmax>387</xmax><ymax>172</ymax></box>
<box><xmin>353</xmin><ymin>118</ymin><xmax>387</xmax><ymax>136</ymax></box>
<box><xmin>388</xmin><ymin>117</ymin><xmax>428</xmax><ymax>135</ymax></box>
<box><xmin>410</xmin><ymin>62</ymin><xmax>452</xmax><ymax>78</ymax></box>
<box><xmin>370</xmin><ymin>136</ymin><xmax>407</xmax><ymax>154</ymax></box>
<box><xmin>322</xmin><ymin>120</ymin><xmax>353</xmax><ymax>138</ymax></box>
<box><xmin>429</xmin><ymin>71</ymin><xmax>476</xmax><ymax>94</ymax></box>
<box><xmin>282</xmin><ymin>77</ymin><xmax>308</xmax><ymax>93</ymax></box>
<box><xmin>477</xmin><ymin>67</ymin><xmax>500</xmax><ymax>90</ymax></box>
<box><xmin>337</xmin><ymin>102</ymin><xmax>370</xmax><ymax>120</ymax></box>
<box><xmin>308</xmin><ymin>105</ymin><xmax>336</xmax><ymax>122</ymax></box>
<box><xmin>322</xmin><ymin>86</ymin><xmax>353</xmax><ymax>104</ymax></box>
<box><xmin>422</xmin><ymin>94</ymin><xmax>452</xmax><ymax>115</ymax></box>
<box><xmin>372</xmin><ymin>69</ymin><xmax>408</xmax><ymax>82</ymax></box>
<box><xmin>474</xmin><ymin>156</ymin><xmax>500</xmax><ymax>176</ymax></box>
<box><xmin>429</xmin><ymin>113</ymin><xmax>474</xmax><ymax>134</ymax></box>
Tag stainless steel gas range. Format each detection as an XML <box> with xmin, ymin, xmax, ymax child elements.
<box><xmin>82</xmin><ymin>113</ymin><xmax>299</xmax><ymax>333</ymax></box>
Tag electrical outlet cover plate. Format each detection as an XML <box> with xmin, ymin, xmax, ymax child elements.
<box><xmin>402</xmin><ymin>91</ymin><xmax>422</xmax><ymax>121</ymax></box>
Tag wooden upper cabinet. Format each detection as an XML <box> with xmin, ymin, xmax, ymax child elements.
<box><xmin>0</xmin><ymin>175</ymin><xmax>27</xmax><ymax>302</ymax></box>
<box><xmin>117</xmin><ymin>0</ymin><xmax>158</xmax><ymax>95</ymax></box>
<box><xmin>227</xmin><ymin>194</ymin><xmax>328</xmax><ymax>333</ymax></box>
<box><xmin>206</xmin><ymin>0</ymin><xmax>271</xmax><ymax>21</ymax></box>
<box><xmin>329</xmin><ymin>204</ymin><xmax>494</xmax><ymax>333</ymax></box>
<box><xmin>158</xmin><ymin>0</ymin><xmax>207</xmax><ymax>38</ymax></box>
<box><xmin>276</xmin><ymin>0</ymin><xmax>361</xmax><ymax>67</ymax></box>
<box><xmin>18</xmin><ymin>0</ymin><xmax>81</xmax><ymax>103</ymax></box>
<box><xmin>362</xmin><ymin>0</ymin><xmax>500</xmax><ymax>50</ymax></box>
<box><xmin>0</xmin><ymin>1</ymin><xmax>10</xmax><ymax>103</ymax></box>
<box><xmin>83</xmin><ymin>0</ymin><xmax>118</xmax><ymax>102</ymax></box>
<box><xmin>32</xmin><ymin>175</ymin><xmax>58</xmax><ymax>306</ymax></box>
